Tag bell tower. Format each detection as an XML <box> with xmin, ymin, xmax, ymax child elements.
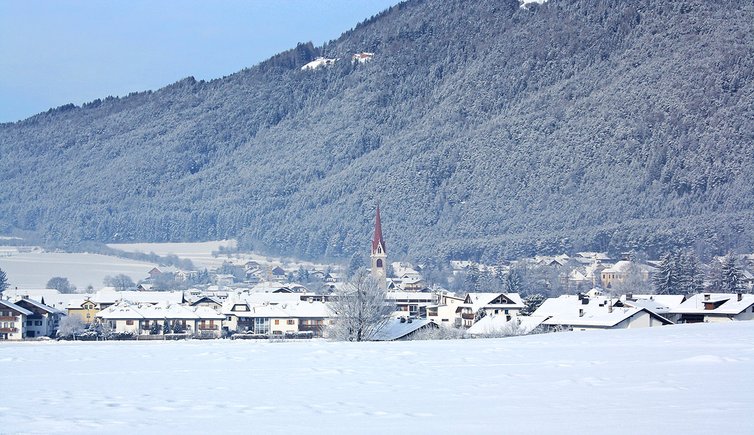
<box><xmin>370</xmin><ymin>205</ymin><xmax>387</xmax><ymax>289</ymax></box>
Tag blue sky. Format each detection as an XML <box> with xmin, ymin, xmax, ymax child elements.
<box><xmin>0</xmin><ymin>0</ymin><xmax>401</xmax><ymax>123</ymax></box>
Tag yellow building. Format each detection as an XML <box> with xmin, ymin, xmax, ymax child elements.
<box><xmin>66</xmin><ymin>298</ymin><xmax>99</xmax><ymax>324</ymax></box>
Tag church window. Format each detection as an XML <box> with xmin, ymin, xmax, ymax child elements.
<box><xmin>376</xmin><ymin>259</ymin><xmax>383</xmax><ymax>268</ymax></box>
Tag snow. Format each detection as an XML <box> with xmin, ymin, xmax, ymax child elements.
<box><xmin>520</xmin><ymin>0</ymin><xmax>548</xmax><ymax>8</ymax></box>
<box><xmin>2</xmin><ymin>322</ymin><xmax>753</xmax><ymax>433</ymax></box>
<box><xmin>107</xmin><ymin>240</ymin><xmax>334</xmax><ymax>271</ymax></box>
<box><xmin>0</xmin><ymin>252</ymin><xmax>160</xmax><ymax>290</ymax></box>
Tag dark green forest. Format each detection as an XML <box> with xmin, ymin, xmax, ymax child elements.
<box><xmin>1</xmin><ymin>0</ymin><xmax>753</xmax><ymax>263</ymax></box>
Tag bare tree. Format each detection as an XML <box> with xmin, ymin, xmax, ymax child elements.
<box><xmin>327</xmin><ymin>269</ymin><xmax>395</xmax><ymax>341</ymax></box>
<box><xmin>103</xmin><ymin>274</ymin><xmax>135</xmax><ymax>291</ymax></box>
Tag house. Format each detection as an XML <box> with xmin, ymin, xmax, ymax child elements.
<box><xmin>426</xmin><ymin>292</ymin><xmax>465</xmax><ymax>327</ymax></box>
<box><xmin>600</xmin><ymin>261</ymin><xmax>655</xmax><ymax>289</ymax></box>
<box><xmin>352</xmin><ymin>52</ymin><xmax>374</xmax><ymax>63</ymax></box>
<box><xmin>386</xmin><ymin>291</ymin><xmax>436</xmax><ymax>318</ymax></box>
<box><xmin>222</xmin><ymin>296</ymin><xmax>333</xmax><ymax>337</ymax></box>
<box><xmin>148</xmin><ymin>268</ymin><xmax>162</xmax><ymax>279</ymax></box>
<box><xmin>189</xmin><ymin>296</ymin><xmax>223</xmax><ymax>311</ymax></box>
<box><xmin>0</xmin><ymin>299</ymin><xmax>32</xmax><ymax>340</ymax></box>
<box><xmin>13</xmin><ymin>298</ymin><xmax>64</xmax><ymax>338</ymax></box>
<box><xmin>96</xmin><ymin>302</ymin><xmax>224</xmax><ymax>337</ymax></box>
<box><xmin>670</xmin><ymin>293</ymin><xmax>754</xmax><ymax>323</ymax></box>
<box><xmin>531</xmin><ymin>294</ymin><xmax>673</xmax><ymax>331</ymax></box>
<box><xmin>619</xmin><ymin>294</ymin><xmax>686</xmax><ymax>321</ymax></box>
<box><xmin>270</xmin><ymin>267</ymin><xmax>287</xmax><ymax>282</ymax></box>
<box><xmin>66</xmin><ymin>297</ymin><xmax>100</xmax><ymax>324</ymax></box>
<box><xmin>458</xmin><ymin>293</ymin><xmax>525</xmax><ymax>328</ymax></box>
<box><xmin>214</xmin><ymin>274</ymin><xmax>235</xmax><ymax>286</ymax></box>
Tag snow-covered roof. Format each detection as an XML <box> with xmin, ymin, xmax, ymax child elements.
<box><xmin>93</xmin><ymin>290</ymin><xmax>184</xmax><ymax>305</ymax></box>
<box><xmin>620</xmin><ymin>294</ymin><xmax>685</xmax><ymax>313</ymax></box>
<box><xmin>97</xmin><ymin>301</ymin><xmax>207</xmax><ymax>320</ymax></box>
<box><xmin>533</xmin><ymin>295</ymin><xmax>672</xmax><ymax>328</ymax></box>
<box><xmin>371</xmin><ymin>318</ymin><xmax>435</xmax><ymax>341</ymax></box>
<box><xmin>301</xmin><ymin>57</ymin><xmax>337</xmax><ymax>70</ymax></box>
<box><xmin>463</xmin><ymin>293</ymin><xmax>524</xmax><ymax>312</ymax></box>
<box><xmin>386</xmin><ymin>291</ymin><xmax>434</xmax><ymax>302</ymax></box>
<box><xmin>670</xmin><ymin>293</ymin><xmax>754</xmax><ymax>315</ymax></box>
<box><xmin>13</xmin><ymin>297</ymin><xmax>64</xmax><ymax>315</ymax></box>
<box><xmin>0</xmin><ymin>299</ymin><xmax>33</xmax><ymax>316</ymax></box>
<box><xmin>1</xmin><ymin>288</ymin><xmax>81</xmax><ymax>311</ymax></box>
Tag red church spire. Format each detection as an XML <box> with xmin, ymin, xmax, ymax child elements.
<box><xmin>372</xmin><ymin>204</ymin><xmax>386</xmax><ymax>253</ymax></box>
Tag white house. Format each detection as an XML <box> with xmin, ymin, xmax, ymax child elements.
<box><xmin>458</xmin><ymin>293</ymin><xmax>525</xmax><ymax>327</ymax></box>
<box><xmin>426</xmin><ymin>292</ymin><xmax>465</xmax><ymax>328</ymax></box>
<box><xmin>13</xmin><ymin>297</ymin><xmax>64</xmax><ymax>338</ymax></box>
<box><xmin>0</xmin><ymin>299</ymin><xmax>32</xmax><ymax>340</ymax></box>
<box><xmin>670</xmin><ymin>293</ymin><xmax>754</xmax><ymax>323</ymax></box>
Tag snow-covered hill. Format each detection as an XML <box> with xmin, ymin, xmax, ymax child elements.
<box><xmin>2</xmin><ymin>322</ymin><xmax>752</xmax><ymax>433</ymax></box>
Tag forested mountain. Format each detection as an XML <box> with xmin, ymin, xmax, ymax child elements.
<box><xmin>1</xmin><ymin>0</ymin><xmax>753</xmax><ymax>263</ymax></box>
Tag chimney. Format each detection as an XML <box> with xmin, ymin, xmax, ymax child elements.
<box><xmin>579</xmin><ymin>308</ymin><xmax>584</xmax><ymax>317</ymax></box>
<box><xmin>704</xmin><ymin>294</ymin><xmax>710</xmax><ymax>301</ymax></box>
<box><xmin>626</xmin><ymin>293</ymin><xmax>633</xmax><ymax>301</ymax></box>
<box><xmin>608</xmin><ymin>300</ymin><xmax>613</xmax><ymax>313</ymax></box>
<box><xmin>738</xmin><ymin>293</ymin><xmax>743</xmax><ymax>302</ymax></box>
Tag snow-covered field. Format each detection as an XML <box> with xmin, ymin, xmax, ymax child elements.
<box><xmin>0</xmin><ymin>252</ymin><xmax>159</xmax><ymax>290</ymax></box>
<box><xmin>108</xmin><ymin>240</ymin><xmax>336</xmax><ymax>271</ymax></box>
<box><xmin>2</xmin><ymin>322</ymin><xmax>752</xmax><ymax>434</ymax></box>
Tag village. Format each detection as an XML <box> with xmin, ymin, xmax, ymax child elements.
<box><xmin>2</xmin><ymin>208</ymin><xmax>754</xmax><ymax>342</ymax></box>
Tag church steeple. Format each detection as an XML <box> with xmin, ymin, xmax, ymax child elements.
<box><xmin>370</xmin><ymin>205</ymin><xmax>387</xmax><ymax>289</ymax></box>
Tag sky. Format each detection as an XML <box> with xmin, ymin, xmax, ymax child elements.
<box><xmin>0</xmin><ymin>0</ymin><xmax>401</xmax><ymax>123</ymax></box>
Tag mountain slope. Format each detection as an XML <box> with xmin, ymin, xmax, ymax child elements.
<box><xmin>1</xmin><ymin>0</ymin><xmax>753</xmax><ymax>262</ymax></box>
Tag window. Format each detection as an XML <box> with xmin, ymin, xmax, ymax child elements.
<box><xmin>376</xmin><ymin>259</ymin><xmax>383</xmax><ymax>268</ymax></box>
<box><xmin>287</xmin><ymin>319</ymin><xmax>295</xmax><ymax>325</ymax></box>
<box><xmin>35</xmin><ymin>321</ymin><xmax>42</xmax><ymax>326</ymax></box>
<box><xmin>274</xmin><ymin>319</ymin><xmax>280</xmax><ymax>325</ymax></box>
<box><xmin>126</xmin><ymin>320</ymin><xmax>134</xmax><ymax>326</ymax></box>
<box><xmin>254</xmin><ymin>318</ymin><xmax>270</xmax><ymax>334</ymax></box>
<box><xmin>27</xmin><ymin>320</ymin><xmax>32</xmax><ymax>326</ymax></box>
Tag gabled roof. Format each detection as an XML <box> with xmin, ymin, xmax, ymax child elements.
<box><xmin>13</xmin><ymin>297</ymin><xmax>63</xmax><ymax>315</ymax></box>
<box><xmin>467</xmin><ymin>315</ymin><xmax>545</xmax><ymax>336</ymax></box>
<box><xmin>533</xmin><ymin>295</ymin><xmax>672</xmax><ymax>328</ymax></box>
<box><xmin>670</xmin><ymin>293</ymin><xmax>754</xmax><ymax>315</ymax></box>
<box><xmin>0</xmin><ymin>299</ymin><xmax>33</xmax><ymax>316</ymax></box>
<box><xmin>463</xmin><ymin>293</ymin><xmax>524</xmax><ymax>311</ymax></box>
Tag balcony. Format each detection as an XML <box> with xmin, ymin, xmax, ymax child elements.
<box><xmin>0</xmin><ymin>327</ymin><xmax>18</xmax><ymax>333</ymax></box>
<box><xmin>461</xmin><ymin>313</ymin><xmax>475</xmax><ymax>320</ymax></box>
<box><xmin>0</xmin><ymin>316</ymin><xmax>17</xmax><ymax>322</ymax></box>
<box><xmin>198</xmin><ymin>325</ymin><xmax>218</xmax><ymax>331</ymax></box>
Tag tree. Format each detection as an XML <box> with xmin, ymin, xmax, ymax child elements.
<box><xmin>346</xmin><ymin>253</ymin><xmax>365</xmax><ymax>279</ymax></box>
<box><xmin>163</xmin><ymin>319</ymin><xmax>172</xmax><ymax>334</ymax></box>
<box><xmin>521</xmin><ymin>293</ymin><xmax>546</xmax><ymax>316</ymax></box>
<box><xmin>653</xmin><ymin>253</ymin><xmax>683</xmax><ymax>295</ymax></box>
<box><xmin>0</xmin><ymin>267</ymin><xmax>8</xmax><ymax>294</ymax></box>
<box><xmin>721</xmin><ymin>254</ymin><xmax>743</xmax><ymax>293</ymax></box>
<box><xmin>327</xmin><ymin>269</ymin><xmax>395</xmax><ymax>341</ymax></box>
<box><xmin>58</xmin><ymin>315</ymin><xmax>86</xmax><ymax>339</ymax></box>
<box><xmin>503</xmin><ymin>269</ymin><xmax>524</xmax><ymax>294</ymax></box>
<box><xmin>103</xmin><ymin>274</ymin><xmax>135</xmax><ymax>291</ymax></box>
<box><xmin>47</xmin><ymin>276</ymin><xmax>75</xmax><ymax>294</ymax></box>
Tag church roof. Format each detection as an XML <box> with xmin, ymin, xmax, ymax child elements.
<box><xmin>372</xmin><ymin>205</ymin><xmax>386</xmax><ymax>253</ymax></box>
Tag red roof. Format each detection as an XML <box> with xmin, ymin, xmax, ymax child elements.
<box><xmin>372</xmin><ymin>205</ymin><xmax>386</xmax><ymax>253</ymax></box>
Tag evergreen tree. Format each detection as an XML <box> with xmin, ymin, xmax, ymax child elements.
<box><xmin>721</xmin><ymin>254</ymin><xmax>743</xmax><ymax>293</ymax></box>
<box><xmin>0</xmin><ymin>267</ymin><xmax>8</xmax><ymax>294</ymax></box>
<box><xmin>503</xmin><ymin>269</ymin><xmax>524</xmax><ymax>294</ymax></box>
<box><xmin>163</xmin><ymin>319</ymin><xmax>171</xmax><ymax>334</ymax></box>
<box><xmin>653</xmin><ymin>253</ymin><xmax>681</xmax><ymax>295</ymax></box>
<box><xmin>521</xmin><ymin>293</ymin><xmax>545</xmax><ymax>316</ymax></box>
